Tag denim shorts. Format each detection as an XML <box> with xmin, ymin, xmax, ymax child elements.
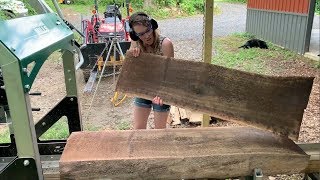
<box><xmin>134</xmin><ymin>97</ymin><xmax>170</xmax><ymax>112</ymax></box>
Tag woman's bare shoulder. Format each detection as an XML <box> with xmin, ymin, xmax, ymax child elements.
<box><xmin>162</xmin><ymin>37</ymin><xmax>173</xmax><ymax>46</ymax></box>
<box><xmin>161</xmin><ymin>37</ymin><xmax>174</xmax><ymax>57</ymax></box>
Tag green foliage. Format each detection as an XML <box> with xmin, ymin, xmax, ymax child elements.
<box><xmin>0</xmin><ymin>128</ymin><xmax>10</xmax><ymax>143</ymax></box>
<box><xmin>130</xmin><ymin>0</ymin><xmax>144</xmax><ymax>8</ymax></box>
<box><xmin>73</xmin><ymin>0</ymin><xmax>88</xmax><ymax>5</ymax></box>
<box><xmin>177</xmin><ymin>0</ymin><xmax>205</xmax><ymax>14</ymax></box>
<box><xmin>99</xmin><ymin>0</ymin><xmax>120</xmax><ymax>7</ymax></box>
<box><xmin>39</xmin><ymin>116</ymin><xmax>69</xmax><ymax>140</ymax></box>
<box><xmin>22</xmin><ymin>0</ymin><xmax>37</xmax><ymax>15</ymax></box>
<box><xmin>180</xmin><ymin>1</ymin><xmax>196</xmax><ymax>15</ymax></box>
<box><xmin>143</xmin><ymin>7</ymin><xmax>170</xmax><ymax>18</ymax></box>
<box><xmin>316</xmin><ymin>0</ymin><xmax>320</xmax><ymax>15</ymax></box>
<box><xmin>154</xmin><ymin>0</ymin><xmax>177</xmax><ymax>7</ymax></box>
<box><xmin>124</xmin><ymin>0</ymin><xmax>204</xmax><ymax>16</ymax></box>
<box><xmin>0</xmin><ymin>11</ymin><xmax>7</xmax><ymax>20</ymax></box>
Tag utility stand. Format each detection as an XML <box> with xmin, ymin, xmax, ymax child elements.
<box><xmin>107</xmin><ymin>3</ymin><xmax>125</xmax><ymax>87</ymax></box>
<box><xmin>87</xmin><ymin>3</ymin><xmax>126</xmax><ymax>112</ymax></box>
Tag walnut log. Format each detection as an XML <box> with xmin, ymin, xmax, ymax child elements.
<box><xmin>59</xmin><ymin>127</ymin><xmax>309</xmax><ymax>179</ymax></box>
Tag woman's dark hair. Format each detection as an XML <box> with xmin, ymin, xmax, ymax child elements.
<box><xmin>129</xmin><ymin>12</ymin><xmax>152</xmax><ymax>28</ymax></box>
<box><xmin>129</xmin><ymin>12</ymin><xmax>161</xmax><ymax>53</ymax></box>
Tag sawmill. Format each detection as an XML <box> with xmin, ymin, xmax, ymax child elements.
<box><xmin>0</xmin><ymin>0</ymin><xmax>319</xmax><ymax>179</ymax></box>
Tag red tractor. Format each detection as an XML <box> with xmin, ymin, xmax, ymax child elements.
<box><xmin>80</xmin><ymin>1</ymin><xmax>132</xmax><ymax>83</ymax></box>
<box><xmin>83</xmin><ymin>4</ymin><xmax>131</xmax><ymax>43</ymax></box>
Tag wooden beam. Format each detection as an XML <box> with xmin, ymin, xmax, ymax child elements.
<box><xmin>116</xmin><ymin>53</ymin><xmax>314</xmax><ymax>140</ymax></box>
<box><xmin>202</xmin><ymin>0</ymin><xmax>214</xmax><ymax>127</ymax></box>
<box><xmin>59</xmin><ymin>127</ymin><xmax>309</xmax><ymax>179</ymax></box>
<box><xmin>203</xmin><ymin>0</ymin><xmax>214</xmax><ymax>64</ymax></box>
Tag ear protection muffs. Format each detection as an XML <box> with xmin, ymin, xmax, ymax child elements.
<box><xmin>129</xmin><ymin>13</ymin><xmax>158</xmax><ymax>41</ymax></box>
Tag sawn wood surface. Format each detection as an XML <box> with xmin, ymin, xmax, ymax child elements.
<box><xmin>116</xmin><ymin>53</ymin><xmax>314</xmax><ymax>140</ymax></box>
<box><xmin>59</xmin><ymin>127</ymin><xmax>309</xmax><ymax>179</ymax></box>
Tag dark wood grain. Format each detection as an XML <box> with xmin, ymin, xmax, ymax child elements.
<box><xmin>116</xmin><ymin>53</ymin><xmax>314</xmax><ymax>140</ymax></box>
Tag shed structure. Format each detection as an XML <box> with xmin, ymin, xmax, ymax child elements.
<box><xmin>246</xmin><ymin>0</ymin><xmax>316</xmax><ymax>54</ymax></box>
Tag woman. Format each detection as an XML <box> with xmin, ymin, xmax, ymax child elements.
<box><xmin>127</xmin><ymin>12</ymin><xmax>174</xmax><ymax>129</ymax></box>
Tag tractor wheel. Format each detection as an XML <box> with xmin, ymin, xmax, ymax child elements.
<box><xmin>64</xmin><ymin>0</ymin><xmax>71</xmax><ymax>4</ymax></box>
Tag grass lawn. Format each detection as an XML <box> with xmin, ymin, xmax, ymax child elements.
<box><xmin>212</xmin><ymin>33</ymin><xmax>319</xmax><ymax>75</ymax></box>
<box><xmin>0</xmin><ymin>117</ymin><xmax>69</xmax><ymax>143</ymax></box>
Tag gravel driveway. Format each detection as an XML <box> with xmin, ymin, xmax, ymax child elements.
<box><xmin>158</xmin><ymin>2</ymin><xmax>247</xmax><ymax>40</ymax></box>
<box><xmin>158</xmin><ymin>2</ymin><xmax>247</xmax><ymax>61</ymax></box>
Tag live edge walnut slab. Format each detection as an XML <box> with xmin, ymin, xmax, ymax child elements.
<box><xmin>116</xmin><ymin>53</ymin><xmax>314</xmax><ymax>140</ymax></box>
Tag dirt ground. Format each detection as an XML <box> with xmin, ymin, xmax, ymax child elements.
<box><xmin>1</xmin><ymin>7</ymin><xmax>319</xmax><ymax>180</ymax></box>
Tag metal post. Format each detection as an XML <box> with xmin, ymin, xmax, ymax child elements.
<box><xmin>113</xmin><ymin>3</ymin><xmax>118</xmax><ymax>87</ymax></box>
<box><xmin>0</xmin><ymin>44</ymin><xmax>43</xmax><ymax>180</ymax></box>
<box><xmin>94</xmin><ymin>0</ymin><xmax>98</xmax><ymax>13</ymax></box>
<box><xmin>62</xmin><ymin>50</ymin><xmax>78</xmax><ymax>97</ymax></box>
<box><xmin>126</xmin><ymin>0</ymin><xmax>130</xmax><ymax>16</ymax></box>
<box><xmin>202</xmin><ymin>0</ymin><xmax>214</xmax><ymax>127</ymax></box>
<box><xmin>253</xmin><ymin>168</ymin><xmax>263</xmax><ymax>180</ymax></box>
<box><xmin>52</xmin><ymin>0</ymin><xmax>65</xmax><ymax>19</ymax></box>
<box><xmin>241</xmin><ymin>169</ymin><xmax>263</xmax><ymax>180</ymax></box>
<box><xmin>304</xmin><ymin>0</ymin><xmax>316</xmax><ymax>53</ymax></box>
<box><xmin>62</xmin><ymin>49</ymin><xmax>83</xmax><ymax>132</ymax></box>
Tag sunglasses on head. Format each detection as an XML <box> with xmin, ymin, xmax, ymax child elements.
<box><xmin>135</xmin><ymin>25</ymin><xmax>153</xmax><ymax>37</ymax></box>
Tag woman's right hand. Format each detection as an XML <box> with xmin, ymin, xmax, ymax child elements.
<box><xmin>127</xmin><ymin>47</ymin><xmax>141</xmax><ymax>57</ymax></box>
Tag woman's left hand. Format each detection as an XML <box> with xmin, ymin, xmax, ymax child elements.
<box><xmin>152</xmin><ymin>96</ymin><xmax>163</xmax><ymax>106</ymax></box>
